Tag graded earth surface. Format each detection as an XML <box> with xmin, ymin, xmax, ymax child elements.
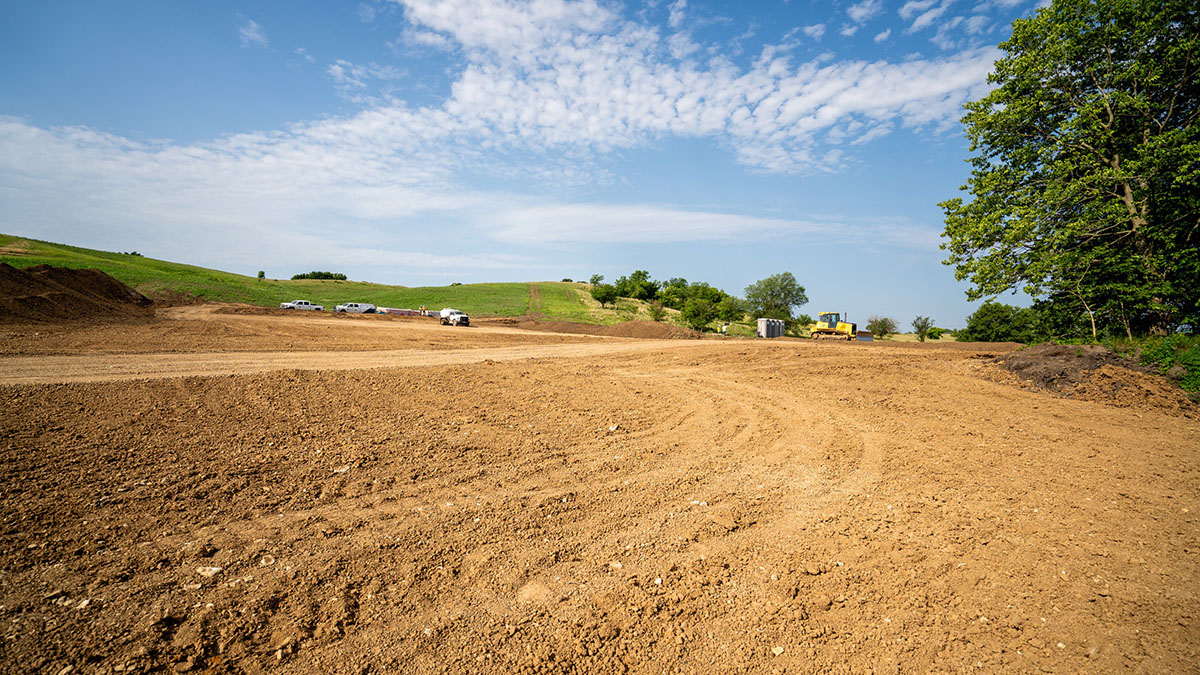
<box><xmin>1</xmin><ymin>305</ymin><xmax>1197</xmax><ymax>674</ymax></box>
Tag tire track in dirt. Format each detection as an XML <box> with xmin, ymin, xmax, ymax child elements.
<box><xmin>0</xmin><ymin>340</ymin><xmax>713</xmax><ymax>385</ymax></box>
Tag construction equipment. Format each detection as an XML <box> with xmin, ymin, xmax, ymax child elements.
<box><xmin>810</xmin><ymin>311</ymin><xmax>870</xmax><ymax>341</ymax></box>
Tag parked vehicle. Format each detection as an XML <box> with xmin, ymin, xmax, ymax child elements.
<box><xmin>334</xmin><ymin>302</ymin><xmax>376</xmax><ymax>313</ymax></box>
<box><xmin>279</xmin><ymin>300</ymin><xmax>324</xmax><ymax>311</ymax></box>
<box><xmin>440</xmin><ymin>308</ymin><xmax>470</xmax><ymax>326</ymax></box>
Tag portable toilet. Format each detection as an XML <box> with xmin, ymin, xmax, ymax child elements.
<box><xmin>756</xmin><ymin>317</ymin><xmax>785</xmax><ymax>338</ymax></box>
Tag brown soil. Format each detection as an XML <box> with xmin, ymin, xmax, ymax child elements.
<box><xmin>482</xmin><ymin>318</ymin><xmax>701</xmax><ymax>340</ymax></box>
<box><xmin>0</xmin><ymin>263</ymin><xmax>153</xmax><ymax>324</ymax></box>
<box><xmin>1</xmin><ymin>313</ymin><xmax>1197</xmax><ymax>674</ymax></box>
<box><xmin>997</xmin><ymin>343</ymin><xmax>1193</xmax><ymax>414</ymax></box>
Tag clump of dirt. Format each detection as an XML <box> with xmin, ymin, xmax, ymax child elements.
<box><xmin>486</xmin><ymin>318</ymin><xmax>701</xmax><ymax>339</ymax></box>
<box><xmin>998</xmin><ymin>343</ymin><xmax>1192</xmax><ymax>414</ymax></box>
<box><xmin>0</xmin><ymin>263</ymin><xmax>153</xmax><ymax>324</ymax></box>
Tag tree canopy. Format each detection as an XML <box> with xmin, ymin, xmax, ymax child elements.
<box><xmin>744</xmin><ymin>272</ymin><xmax>808</xmax><ymax>325</ymax></box>
<box><xmin>940</xmin><ymin>0</ymin><xmax>1200</xmax><ymax>336</ymax></box>
<box><xmin>957</xmin><ymin>302</ymin><xmax>1038</xmax><ymax>343</ymax></box>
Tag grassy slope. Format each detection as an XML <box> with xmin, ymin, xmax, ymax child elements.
<box><xmin>0</xmin><ymin>233</ymin><xmax>652</xmax><ymax>324</ymax></box>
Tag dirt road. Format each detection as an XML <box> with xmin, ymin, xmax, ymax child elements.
<box><xmin>0</xmin><ymin>341</ymin><xmax>711</xmax><ymax>385</ymax></box>
<box><xmin>1</xmin><ymin>309</ymin><xmax>1196</xmax><ymax>674</ymax></box>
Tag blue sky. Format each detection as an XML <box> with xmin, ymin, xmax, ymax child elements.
<box><xmin>0</xmin><ymin>0</ymin><xmax>1042</xmax><ymax>327</ymax></box>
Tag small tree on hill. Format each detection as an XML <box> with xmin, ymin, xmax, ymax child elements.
<box><xmin>681</xmin><ymin>298</ymin><xmax>718</xmax><ymax>331</ymax></box>
<box><xmin>912</xmin><ymin>315</ymin><xmax>934</xmax><ymax>342</ymax></box>
<box><xmin>590</xmin><ymin>283</ymin><xmax>618</xmax><ymax>308</ymax></box>
<box><xmin>716</xmin><ymin>296</ymin><xmax>745</xmax><ymax>323</ymax></box>
<box><xmin>257</xmin><ymin>270</ymin><xmax>265</xmax><ymax>280</ymax></box>
<box><xmin>867</xmin><ymin>316</ymin><xmax>898</xmax><ymax>339</ymax></box>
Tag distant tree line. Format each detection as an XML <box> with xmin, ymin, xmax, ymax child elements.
<box><xmin>587</xmin><ymin>270</ymin><xmax>809</xmax><ymax>331</ymax></box>
<box><xmin>291</xmin><ymin>271</ymin><xmax>347</xmax><ymax>280</ymax></box>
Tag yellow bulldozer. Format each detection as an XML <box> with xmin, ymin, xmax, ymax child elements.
<box><xmin>810</xmin><ymin>312</ymin><xmax>873</xmax><ymax>341</ymax></box>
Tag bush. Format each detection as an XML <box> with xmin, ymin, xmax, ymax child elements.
<box><xmin>867</xmin><ymin>315</ymin><xmax>898</xmax><ymax>339</ymax></box>
<box><xmin>590</xmin><ymin>283</ymin><xmax>618</xmax><ymax>307</ymax></box>
<box><xmin>647</xmin><ymin>301</ymin><xmax>667</xmax><ymax>322</ymax></box>
<box><xmin>1139</xmin><ymin>334</ymin><xmax>1200</xmax><ymax>393</ymax></box>
<box><xmin>291</xmin><ymin>271</ymin><xmax>347</xmax><ymax>280</ymax></box>
<box><xmin>716</xmin><ymin>296</ymin><xmax>745</xmax><ymax>323</ymax></box>
<box><xmin>561</xmin><ymin>278</ymin><xmax>573</xmax><ymax>283</ymax></box>
<box><xmin>681</xmin><ymin>298</ymin><xmax>718</xmax><ymax>331</ymax></box>
<box><xmin>927</xmin><ymin>327</ymin><xmax>946</xmax><ymax>340</ymax></box>
<box><xmin>256</xmin><ymin>270</ymin><xmax>265</xmax><ymax>280</ymax></box>
<box><xmin>957</xmin><ymin>301</ymin><xmax>1037</xmax><ymax>342</ymax></box>
<box><xmin>912</xmin><ymin>315</ymin><xmax>934</xmax><ymax>342</ymax></box>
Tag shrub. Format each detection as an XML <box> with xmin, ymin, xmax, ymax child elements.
<box><xmin>716</xmin><ymin>296</ymin><xmax>745</xmax><ymax>323</ymax></box>
<box><xmin>957</xmin><ymin>301</ymin><xmax>1037</xmax><ymax>342</ymax></box>
<box><xmin>1140</xmin><ymin>334</ymin><xmax>1200</xmax><ymax>393</ymax></box>
<box><xmin>590</xmin><ymin>283</ymin><xmax>618</xmax><ymax>307</ymax></box>
<box><xmin>648</xmin><ymin>301</ymin><xmax>667</xmax><ymax>322</ymax></box>
<box><xmin>681</xmin><ymin>298</ymin><xmax>718</xmax><ymax>331</ymax></box>
<box><xmin>867</xmin><ymin>315</ymin><xmax>898</xmax><ymax>339</ymax></box>
<box><xmin>291</xmin><ymin>271</ymin><xmax>347</xmax><ymax>280</ymax></box>
<box><xmin>912</xmin><ymin>315</ymin><xmax>934</xmax><ymax>342</ymax></box>
<box><xmin>561</xmin><ymin>278</ymin><xmax>573</xmax><ymax>283</ymax></box>
<box><xmin>256</xmin><ymin>270</ymin><xmax>265</xmax><ymax>280</ymax></box>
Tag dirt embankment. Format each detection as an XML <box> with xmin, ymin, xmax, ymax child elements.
<box><xmin>0</xmin><ymin>263</ymin><xmax>153</xmax><ymax>324</ymax></box>
<box><xmin>997</xmin><ymin>343</ymin><xmax>1195</xmax><ymax>414</ymax></box>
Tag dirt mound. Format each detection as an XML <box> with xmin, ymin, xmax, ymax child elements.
<box><xmin>0</xmin><ymin>263</ymin><xmax>153</xmax><ymax>324</ymax></box>
<box><xmin>486</xmin><ymin>318</ymin><xmax>701</xmax><ymax>339</ymax></box>
<box><xmin>998</xmin><ymin>343</ymin><xmax>1192</xmax><ymax>413</ymax></box>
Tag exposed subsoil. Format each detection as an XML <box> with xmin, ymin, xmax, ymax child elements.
<box><xmin>479</xmin><ymin>318</ymin><xmax>701</xmax><ymax>340</ymax></box>
<box><xmin>0</xmin><ymin>264</ymin><xmax>153</xmax><ymax>324</ymax></box>
<box><xmin>0</xmin><ymin>309</ymin><xmax>1197</xmax><ymax>675</ymax></box>
<box><xmin>997</xmin><ymin>343</ymin><xmax>1194</xmax><ymax>414</ymax></box>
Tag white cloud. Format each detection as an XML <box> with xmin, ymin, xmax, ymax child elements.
<box><xmin>238</xmin><ymin>19</ymin><xmax>269</xmax><ymax>49</ymax></box>
<box><xmin>327</xmin><ymin>60</ymin><xmax>406</xmax><ymax>103</ymax></box>
<box><xmin>931</xmin><ymin>16</ymin><xmax>966</xmax><ymax>49</ymax></box>
<box><xmin>0</xmin><ymin>0</ymin><xmax>1004</xmax><ymax>271</ymax></box>
<box><xmin>899</xmin><ymin>0</ymin><xmax>938</xmax><ymax>20</ymax></box>
<box><xmin>907</xmin><ymin>0</ymin><xmax>957</xmax><ymax>32</ymax></box>
<box><xmin>965</xmin><ymin>14</ymin><xmax>989</xmax><ymax>33</ymax></box>
<box><xmin>840</xmin><ymin>24</ymin><xmax>859</xmax><ymax>37</ymax></box>
<box><xmin>874</xmin><ymin>28</ymin><xmax>892</xmax><ymax>42</ymax></box>
<box><xmin>802</xmin><ymin>24</ymin><xmax>826</xmax><ymax>40</ymax></box>
<box><xmin>294</xmin><ymin>47</ymin><xmax>317</xmax><ymax>63</ymax></box>
<box><xmin>847</xmin><ymin>0</ymin><xmax>882</xmax><ymax>24</ymax></box>
<box><xmin>667</xmin><ymin>0</ymin><xmax>687</xmax><ymax>29</ymax></box>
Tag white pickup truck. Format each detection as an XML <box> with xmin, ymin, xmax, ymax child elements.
<box><xmin>279</xmin><ymin>299</ymin><xmax>324</xmax><ymax>311</ymax></box>
<box><xmin>440</xmin><ymin>308</ymin><xmax>470</xmax><ymax>326</ymax></box>
<box><xmin>333</xmin><ymin>302</ymin><xmax>376</xmax><ymax>313</ymax></box>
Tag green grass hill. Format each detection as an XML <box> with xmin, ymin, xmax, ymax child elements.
<box><xmin>0</xmin><ymin>233</ymin><xmax>665</xmax><ymax>325</ymax></box>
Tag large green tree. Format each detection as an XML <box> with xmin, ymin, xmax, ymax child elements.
<box><xmin>940</xmin><ymin>0</ymin><xmax>1200</xmax><ymax>336</ymax></box>
<box><xmin>744</xmin><ymin>272</ymin><xmax>808</xmax><ymax>326</ymax></box>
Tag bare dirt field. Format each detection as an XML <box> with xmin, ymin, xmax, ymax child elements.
<box><xmin>1</xmin><ymin>306</ymin><xmax>1197</xmax><ymax>675</ymax></box>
